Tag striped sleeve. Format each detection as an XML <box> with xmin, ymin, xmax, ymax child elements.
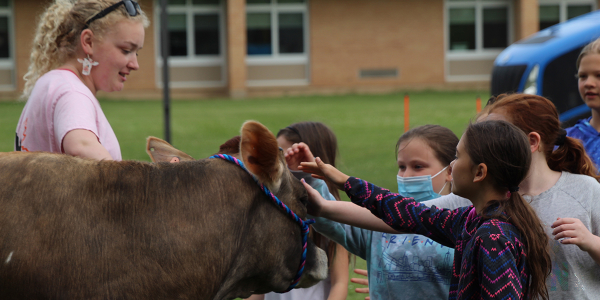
<box><xmin>344</xmin><ymin>176</ymin><xmax>470</xmax><ymax>248</ymax></box>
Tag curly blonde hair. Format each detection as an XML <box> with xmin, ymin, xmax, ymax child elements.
<box><xmin>22</xmin><ymin>0</ymin><xmax>149</xmax><ymax>99</ymax></box>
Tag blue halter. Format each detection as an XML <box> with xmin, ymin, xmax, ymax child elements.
<box><xmin>209</xmin><ymin>154</ymin><xmax>315</xmax><ymax>292</ymax></box>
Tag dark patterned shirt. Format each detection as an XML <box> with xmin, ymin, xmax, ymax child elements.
<box><xmin>345</xmin><ymin>177</ymin><xmax>530</xmax><ymax>300</ymax></box>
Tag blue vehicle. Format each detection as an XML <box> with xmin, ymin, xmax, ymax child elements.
<box><xmin>491</xmin><ymin>10</ymin><xmax>600</xmax><ymax>126</ymax></box>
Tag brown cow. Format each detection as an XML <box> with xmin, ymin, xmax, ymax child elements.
<box><xmin>0</xmin><ymin>121</ymin><xmax>327</xmax><ymax>300</ymax></box>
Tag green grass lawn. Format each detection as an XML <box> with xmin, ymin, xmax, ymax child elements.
<box><xmin>0</xmin><ymin>90</ymin><xmax>486</xmax><ymax>299</ymax></box>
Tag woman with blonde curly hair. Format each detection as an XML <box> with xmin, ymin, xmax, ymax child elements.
<box><xmin>15</xmin><ymin>0</ymin><xmax>149</xmax><ymax>160</ymax></box>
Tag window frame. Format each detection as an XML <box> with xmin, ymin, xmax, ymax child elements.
<box><xmin>245</xmin><ymin>0</ymin><xmax>309</xmax><ymax>65</ymax></box>
<box><xmin>0</xmin><ymin>0</ymin><xmax>14</xmax><ymax>91</ymax></box>
<box><xmin>538</xmin><ymin>0</ymin><xmax>596</xmax><ymax>27</ymax></box>
<box><xmin>445</xmin><ymin>0</ymin><xmax>513</xmax><ymax>60</ymax></box>
<box><xmin>154</xmin><ymin>0</ymin><xmax>227</xmax><ymax>88</ymax></box>
<box><xmin>444</xmin><ymin>0</ymin><xmax>512</xmax><ymax>82</ymax></box>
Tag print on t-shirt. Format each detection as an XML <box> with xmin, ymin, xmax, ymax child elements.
<box><xmin>15</xmin><ymin>118</ymin><xmax>29</xmax><ymax>152</ymax></box>
<box><xmin>375</xmin><ymin>232</ymin><xmax>453</xmax><ymax>285</ymax></box>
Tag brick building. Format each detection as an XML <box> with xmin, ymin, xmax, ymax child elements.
<box><xmin>2</xmin><ymin>0</ymin><xmax>598</xmax><ymax>99</ymax></box>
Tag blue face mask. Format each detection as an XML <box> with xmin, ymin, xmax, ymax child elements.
<box><xmin>397</xmin><ymin>166</ymin><xmax>448</xmax><ymax>202</ymax></box>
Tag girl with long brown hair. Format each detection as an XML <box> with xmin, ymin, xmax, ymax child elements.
<box><xmin>247</xmin><ymin>121</ymin><xmax>349</xmax><ymax>300</ymax></box>
<box><xmin>433</xmin><ymin>93</ymin><xmax>600</xmax><ymax>299</ymax></box>
<box><xmin>299</xmin><ymin>120</ymin><xmax>552</xmax><ymax>300</ymax></box>
<box><xmin>484</xmin><ymin>94</ymin><xmax>600</xmax><ymax>298</ymax></box>
<box><xmin>286</xmin><ymin>125</ymin><xmax>461</xmax><ymax>299</ymax></box>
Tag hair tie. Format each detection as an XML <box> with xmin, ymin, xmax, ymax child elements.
<box><xmin>555</xmin><ymin>128</ymin><xmax>567</xmax><ymax>146</ymax></box>
<box><xmin>506</xmin><ymin>186</ymin><xmax>519</xmax><ymax>199</ymax></box>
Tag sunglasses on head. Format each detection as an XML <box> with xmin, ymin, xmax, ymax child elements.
<box><xmin>84</xmin><ymin>0</ymin><xmax>140</xmax><ymax>29</ymax></box>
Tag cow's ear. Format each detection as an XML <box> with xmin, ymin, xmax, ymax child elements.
<box><xmin>240</xmin><ymin>121</ymin><xmax>284</xmax><ymax>192</ymax></box>
<box><xmin>218</xmin><ymin>135</ymin><xmax>241</xmax><ymax>156</ymax></box>
<box><xmin>146</xmin><ymin>137</ymin><xmax>195</xmax><ymax>163</ymax></box>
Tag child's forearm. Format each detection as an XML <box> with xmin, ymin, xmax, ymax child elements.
<box><xmin>321</xmin><ymin>201</ymin><xmax>400</xmax><ymax>234</ymax></box>
<box><xmin>326</xmin><ymin>243</ymin><xmax>349</xmax><ymax>300</ymax></box>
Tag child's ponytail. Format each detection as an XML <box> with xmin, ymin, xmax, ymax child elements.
<box><xmin>489</xmin><ymin>192</ymin><xmax>551</xmax><ymax>300</ymax></box>
<box><xmin>465</xmin><ymin>120</ymin><xmax>551</xmax><ymax>300</ymax></box>
<box><xmin>489</xmin><ymin>94</ymin><xmax>600</xmax><ymax>181</ymax></box>
<box><xmin>548</xmin><ymin>135</ymin><xmax>599</xmax><ymax>179</ymax></box>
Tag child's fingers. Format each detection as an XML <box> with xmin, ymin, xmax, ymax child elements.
<box><xmin>350</xmin><ymin>278</ymin><xmax>368</xmax><ymax>286</ymax></box>
<box><xmin>557</xmin><ymin>236</ymin><xmax>578</xmax><ymax>245</ymax></box>
<box><xmin>301</xmin><ymin>178</ymin><xmax>318</xmax><ymax>194</ymax></box>
<box><xmin>299</xmin><ymin>162</ymin><xmax>321</xmax><ymax>175</ymax></box>
<box><xmin>354</xmin><ymin>287</ymin><xmax>369</xmax><ymax>294</ymax></box>
<box><xmin>298</xmin><ymin>143</ymin><xmax>315</xmax><ymax>162</ymax></box>
<box><xmin>552</xmin><ymin>223</ymin><xmax>577</xmax><ymax>235</ymax></box>
<box><xmin>353</xmin><ymin>268</ymin><xmax>368</xmax><ymax>276</ymax></box>
<box><xmin>301</xmin><ymin>179</ymin><xmax>324</xmax><ymax>216</ymax></box>
<box><xmin>310</xmin><ymin>174</ymin><xmax>326</xmax><ymax>180</ymax></box>
<box><xmin>315</xmin><ymin>156</ymin><xmax>325</xmax><ymax>166</ymax></box>
<box><xmin>551</xmin><ymin>217</ymin><xmax>576</xmax><ymax>228</ymax></box>
<box><xmin>553</xmin><ymin>229</ymin><xmax>574</xmax><ymax>240</ymax></box>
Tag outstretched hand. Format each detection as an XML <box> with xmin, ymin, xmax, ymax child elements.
<box><xmin>301</xmin><ymin>178</ymin><xmax>328</xmax><ymax>217</ymax></box>
<box><xmin>551</xmin><ymin>217</ymin><xmax>600</xmax><ymax>252</ymax></box>
<box><xmin>299</xmin><ymin>157</ymin><xmax>349</xmax><ymax>190</ymax></box>
<box><xmin>351</xmin><ymin>269</ymin><xmax>370</xmax><ymax>300</ymax></box>
<box><xmin>283</xmin><ymin>142</ymin><xmax>315</xmax><ymax>171</ymax></box>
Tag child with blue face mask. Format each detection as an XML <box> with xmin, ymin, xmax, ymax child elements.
<box><xmin>395</xmin><ymin>126</ymin><xmax>454</xmax><ymax>202</ymax></box>
<box><xmin>288</xmin><ymin>125</ymin><xmax>469</xmax><ymax>300</ymax></box>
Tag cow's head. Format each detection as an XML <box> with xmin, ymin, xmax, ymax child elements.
<box><xmin>146</xmin><ymin>121</ymin><xmax>328</xmax><ymax>296</ymax></box>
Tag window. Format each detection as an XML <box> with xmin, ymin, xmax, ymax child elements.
<box><xmin>247</xmin><ymin>13</ymin><xmax>272</xmax><ymax>55</ymax></box>
<box><xmin>447</xmin><ymin>0</ymin><xmax>509</xmax><ymax>52</ymax></box>
<box><xmin>0</xmin><ymin>0</ymin><xmax>13</xmax><ymax>90</ymax></box>
<box><xmin>278</xmin><ymin>13</ymin><xmax>304</xmax><ymax>54</ymax></box>
<box><xmin>156</xmin><ymin>0</ymin><xmax>226</xmax><ymax>88</ymax></box>
<box><xmin>445</xmin><ymin>0</ymin><xmax>511</xmax><ymax>82</ymax></box>
<box><xmin>539</xmin><ymin>0</ymin><xmax>595</xmax><ymax>30</ymax></box>
<box><xmin>162</xmin><ymin>0</ymin><xmax>223</xmax><ymax>58</ymax></box>
<box><xmin>483</xmin><ymin>8</ymin><xmax>508</xmax><ymax>48</ymax></box>
<box><xmin>168</xmin><ymin>14</ymin><xmax>187</xmax><ymax>56</ymax></box>
<box><xmin>0</xmin><ymin>0</ymin><xmax>10</xmax><ymax>58</ymax></box>
<box><xmin>194</xmin><ymin>14</ymin><xmax>220</xmax><ymax>55</ymax></box>
<box><xmin>449</xmin><ymin>8</ymin><xmax>475</xmax><ymax>50</ymax></box>
<box><xmin>539</xmin><ymin>5</ymin><xmax>560</xmax><ymax>29</ymax></box>
<box><xmin>246</xmin><ymin>0</ymin><xmax>307</xmax><ymax>57</ymax></box>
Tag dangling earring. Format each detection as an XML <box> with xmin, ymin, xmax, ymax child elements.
<box><xmin>77</xmin><ymin>54</ymin><xmax>99</xmax><ymax>76</ymax></box>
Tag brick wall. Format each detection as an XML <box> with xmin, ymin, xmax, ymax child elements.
<box><xmin>309</xmin><ymin>0</ymin><xmax>446</xmax><ymax>88</ymax></box>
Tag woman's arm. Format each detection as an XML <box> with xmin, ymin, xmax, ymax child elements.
<box><xmin>62</xmin><ymin>129</ymin><xmax>113</xmax><ymax>160</ymax></box>
<box><xmin>326</xmin><ymin>243</ymin><xmax>349</xmax><ymax>300</ymax></box>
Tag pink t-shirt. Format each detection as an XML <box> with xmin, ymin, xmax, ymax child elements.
<box><xmin>15</xmin><ymin>69</ymin><xmax>122</xmax><ymax>160</ymax></box>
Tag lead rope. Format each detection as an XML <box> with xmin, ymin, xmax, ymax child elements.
<box><xmin>209</xmin><ymin>154</ymin><xmax>315</xmax><ymax>292</ymax></box>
